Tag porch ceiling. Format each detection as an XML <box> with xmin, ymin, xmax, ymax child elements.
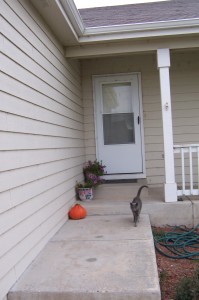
<box><xmin>65</xmin><ymin>35</ymin><xmax>199</xmax><ymax>59</ymax></box>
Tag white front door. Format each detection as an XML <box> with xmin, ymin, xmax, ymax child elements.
<box><xmin>94</xmin><ymin>73</ymin><xmax>144</xmax><ymax>177</ymax></box>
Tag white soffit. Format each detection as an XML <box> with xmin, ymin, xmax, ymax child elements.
<box><xmin>65</xmin><ymin>36</ymin><xmax>199</xmax><ymax>58</ymax></box>
<box><xmin>30</xmin><ymin>0</ymin><xmax>82</xmax><ymax>45</ymax></box>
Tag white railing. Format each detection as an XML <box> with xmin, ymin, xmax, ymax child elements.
<box><xmin>173</xmin><ymin>144</ymin><xmax>199</xmax><ymax>196</ymax></box>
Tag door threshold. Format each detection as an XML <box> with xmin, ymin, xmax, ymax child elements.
<box><xmin>103</xmin><ymin>179</ymin><xmax>137</xmax><ymax>184</ymax></box>
<box><xmin>103</xmin><ymin>173</ymin><xmax>146</xmax><ymax>180</ymax></box>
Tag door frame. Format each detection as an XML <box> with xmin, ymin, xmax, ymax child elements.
<box><xmin>92</xmin><ymin>72</ymin><xmax>146</xmax><ymax>180</ymax></box>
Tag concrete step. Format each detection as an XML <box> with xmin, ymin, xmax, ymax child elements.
<box><xmin>82</xmin><ymin>200</ymin><xmax>194</xmax><ymax>227</ymax></box>
<box><xmin>94</xmin><ymin>183</ymin><xmax>149</xmax><ymax>200</ymax></box>
<box><xmin>80</xmin><ymin>185</ymin><xmax>195</xmax><ymax>227</ymax></box>
<box><xmin>8</xmin><ymin>215</ymin><xmax>161</xmax><ymax>300</ymax></box>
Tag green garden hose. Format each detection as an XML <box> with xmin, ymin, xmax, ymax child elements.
<box><xmin>153</xmin><ymin>224</ymin><xmax>199</xmax><ymax>260</ymax></box>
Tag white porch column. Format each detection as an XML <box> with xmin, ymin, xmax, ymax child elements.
<box><xmin>157</xmin><ymin>49</ymin><xmax>177</xmax><ymax>202</ymax></box>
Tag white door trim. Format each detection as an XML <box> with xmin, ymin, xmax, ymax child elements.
<box><xmin>93</xmin><ymin>72</ymin><xmax>146</xmax><ymax>180</ymax></box>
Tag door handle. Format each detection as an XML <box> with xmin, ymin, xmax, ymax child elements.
<box><xmin>137</xmin><ymin>116</ymin><xmax>140</xmax><ymax>125</ymax></box>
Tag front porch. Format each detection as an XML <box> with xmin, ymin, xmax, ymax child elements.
<box><xmin>83</xmin><ymin>183</ymin><xmax>199</xmax><ymax>227</ymax></box>
<box><xmin>7</xmin><ymin>182</ymin><xmax>199</xmax><ymax>300</ymax></box>
<box><xmin>81</xmin><ymin>48</ymin><xmax>199</xmax><ymax>203</ymax></box>
<box><xmin>2</xmin><ymin>1</ymin><xmax>199</xmax><ymax>299</ymax></box>
<box><xmin>8</xmin><ymin>213</ymin><xmax>161</xmax><ymax>300</ymax></box>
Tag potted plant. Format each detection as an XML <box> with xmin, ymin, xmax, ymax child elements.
<box><xmin>76</xmin><ymin>160</ymin><xmax>106</xmax><ymax>201</ymax></box>
<box><xmin>83</xmin><ymin>160</ymin><xmax>106</xmax><ymax>187</ymax></box>
<box><xmin>75</xmin><ymin>181</ymin><xmax>94</xmax><ymax>201</ymax></box>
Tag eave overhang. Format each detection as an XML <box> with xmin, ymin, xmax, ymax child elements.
<box><xmin>31</xmin><ymin>0</ymin><xmax>199</xmax><ymax>57</ymax></box>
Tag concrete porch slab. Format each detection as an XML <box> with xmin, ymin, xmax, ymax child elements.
<box><xmin>52</xmin><ymin>214</ymin><xmax>152</xmax><ymax>241</ymax></box>
<box><xmin>8</xmin><ymin>215</ymin><xmax>161</xmax><ymax>300</ymax></box>
<box><xmin>81</xmin><ymin>184</ymin><xmax>195</xmax><ymax>227</ymax></box>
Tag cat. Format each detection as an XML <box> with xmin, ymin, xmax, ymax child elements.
<box><xmin>130</xmin><ymin>185</ymin><xmax>148</xmax><ymax>227</ymax></box>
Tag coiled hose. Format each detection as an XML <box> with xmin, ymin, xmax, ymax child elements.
<box><xmin>153</xmin><ymin>224</ymin><xmax>199</xmax><ymax>260</ymax></box>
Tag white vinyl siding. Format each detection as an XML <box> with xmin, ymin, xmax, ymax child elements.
<box><xmin>0</xmin><ymin>0</ymin><xmax>84</xmax><ymax>298</ymax></box>
<box><xmin>171</xmin><ymin>51</ymin><xmax>199</xmax><ymax>143</ymax></box>
<box><xmin>81</xmin><ymin>50</ymin><xmax>199</xmax><ymax>186</ymax></box>
<box><xmin>171</xmin><ymin>51</ymin><xmax>199</xmax><ymax>185</ymax></box>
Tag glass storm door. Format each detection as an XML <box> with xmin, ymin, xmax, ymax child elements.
<box><xmin>94</xmin><ymin>74</ymin><xmax>143</xmax><ymax>175</ymax></box>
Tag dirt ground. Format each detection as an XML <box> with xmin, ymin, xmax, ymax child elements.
<box><xmin>153</xmin><ymin>227</ymin><xmax>199</xmax><ymax>300</ymax></box>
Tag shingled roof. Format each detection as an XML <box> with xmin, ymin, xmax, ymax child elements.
<box><xmin>79</xmin><ymin>0</ymin><xmax>199</xmax><ymax>28</ymax></box>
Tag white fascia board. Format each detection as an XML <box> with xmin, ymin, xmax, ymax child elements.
<box><xmin>59</xmin><ymin>0</ymin><xmax>85</xmax><ymax>36</ymax></box>
<box><xmin>79</xmin><ymin>18</ymin><xmax>199</xmax><ymax>43</ymax></box>
<box><xmin>85</xmin><ymin>18</ymin><xmax>199</xmax><ymax>35</ymax></box>
<box><xmin>79</xmin><ymin>27</ymin><xmax>199</xmax><ymax>44</ymax></box>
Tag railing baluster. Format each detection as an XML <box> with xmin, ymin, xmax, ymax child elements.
<box><xmin>174</xmin><ymin>144</ymin><xmax>199</xmax><ymax>196</ymax></box>
<box><xmin>189</xmin><ymin>146</ymin><xmax>193</xmax><ymax>194</ymax></box>
<box><xmin>198</xmin><ymin>146</ymin><xmax>199</xmax><ymax>193</ymax></box>
<box><xmin>181</xmin><ymin>147</ymin><xmax>185</xmax><ymax>194</ymax></box>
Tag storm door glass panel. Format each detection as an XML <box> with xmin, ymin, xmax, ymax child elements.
<box><xmin>102</xmin><ymin>82</ymin><xmax>135</xmax><ymax>145</ymax></box>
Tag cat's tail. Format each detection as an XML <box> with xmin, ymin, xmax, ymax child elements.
<box><xmin>136</xmin><ymin>185</ymin><xmax>148</xmax><ymax>198</ymax></box>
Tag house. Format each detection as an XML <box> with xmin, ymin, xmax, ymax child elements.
<box><xmin>1</xmin><ymin>0</ymin><xmax>199</xmax><ymax>298</ymax></box>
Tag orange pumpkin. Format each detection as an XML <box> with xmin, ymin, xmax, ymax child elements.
<box><xmin>69</xmin><ymin>204</ymin><xmax>87</xmax><ymax>220</ymax></box>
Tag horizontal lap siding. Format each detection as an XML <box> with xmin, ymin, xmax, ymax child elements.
<box><xmin>171</xmin><ymin>51</ymin><xmax>199</xmax><ymax>144</ymax></box>
<box><xmin>81</xmin><ymin>53</ymin><xmax>164</xmax><ymax>186</ymax></box>
<box><xmin>0</xmin><ymin>0</ymin><xmax>84</xmax><ymax>298</ymax></box>
<box><xmin>171</xmin><ymin>51</ymin><xmax>199</xmax><ymax>186</ymax></box>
